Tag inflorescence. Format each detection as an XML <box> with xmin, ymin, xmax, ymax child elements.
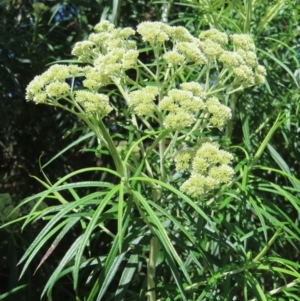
<box><xmin>26</xmin><ymin>20</ymin><xmax>266</xmax><ymax>198</ymax></box>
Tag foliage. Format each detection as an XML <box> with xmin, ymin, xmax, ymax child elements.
<box><xmin>1</xmin><ymin>0</ymin><xmax>300</xmax><ymax>300</ymax></box>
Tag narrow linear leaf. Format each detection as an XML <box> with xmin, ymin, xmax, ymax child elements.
<box><xmin>34</xmin><ymin>216</ymin><xmax>80</xmax><ymax>275</ymax></box>
<box><xmin>246</xmin><ymin>271</ymin><xmax>268</xmax><ymax>301</ymax></box>
<box><xmin>42</xmin><ymin>131</ymin><xmax>95</xmax><ymax>169</ymax></box>
<box><xmin>267</xmin><ymin>143</ymin><xmax>300</xmax><ymax>191</ymax></box>
<box><xmin>129</xmin><ymin>176</ymin><xmax>216</xmax><ymax>231</ymax></box>
<box><xmin>114</xmin><ymin>254</ymin><xmax>139</xmax><ymax>301</ymax></box>
<box><xmin>73</xmin><ymin>185</ymin><xmax>120</xmax><ymax>290</ymax></box>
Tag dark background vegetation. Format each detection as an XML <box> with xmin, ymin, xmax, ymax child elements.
<box><xmin>0</xmin><ymin>0</ymin><xmax>299</xmax><ymax>300</ymax></box>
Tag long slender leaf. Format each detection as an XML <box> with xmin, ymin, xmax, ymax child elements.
<box><xmin>73</xmin><ymin>185</ymin><xmax>120</xmax><ymax>290</ymax></box>
<box><xmin>267</xmin><ymin>143</ymin><xmax>300</xmax><ymax>191</ymax></box>
<box><xmin>42</xmin><ymin>131</ymin><xmax>95</xmax><ymax>169</ymax></box>
<box><xmin>114</xmin><ymin>254</ymin><xmax>139</xmax><ymax>301</ymax></box>
<box><xmin>43</xmin><ymin>234</ymin><xmax>83</xmax><ymax>300</ymax></box>
<box><xmin>87</xmin><ymin>208</ymin><xmax>136</xmax><ymax>301</ymax></box>
<box><xmin>245</xmin><ymin>271</ymin><xmax>268</xmax><ymax>301</ymax></box>
<box><xmin>129</xmin><ymin>176</ymin><xmax>216</xmax><ymax>231</ymax></box>
<box><xmin>34</xmin><ymin>216</ymin><xmax>81</xmax><ymax>275</ymax></box>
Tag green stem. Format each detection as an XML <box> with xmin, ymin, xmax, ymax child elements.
<box><xmin>138</xmin><ymin>59</ymin><xmax>157</xmax><ymax>81</ymax></box>
<box><xmin>147</xmin><ymin>236</ymin><xmax>159</xmax><ymax>301</ymax></box>
<box><xmin>96</xmin><ymin>119</ymin><xmax>125</xmax><ymax>177</ymax></box>
<box><xmin>225</xmin><ymin>93</ymin><xmax>239</xmax><ymax>138</ymax></box>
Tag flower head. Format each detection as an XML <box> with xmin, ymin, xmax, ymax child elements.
<box><xmin>46</xmin><ymin>81</ymin><xmax>70</xmax><ymax>99</ymax></box>
<box><xmin>122</xmin><ymin>50</ymin><xmax>139</xmax><ymax>69</ymax></box>
<box><xmin>199</xmin><ymin>29</ymin><xmax>228</xmax><ymax>46</ymax></box>
<box><xmin>71</xmin><ymin>41</ymin><xmax>99</xmax><ymax>63</ymax></box>
<box><xmin>75</xmin><ymin>91</ymin><xmax>112</xmax><ymax>117</ymax></box>
<box><xmin>177</xmin><ymin>142</ymin><xmax>234</xmax><ymax>197</ymax></box>
<box><xmin>137</xmin><ymin>22</ymin><xmax>171</xmax><ymax>44</ymax></box>
<box><xmin>164</xmin><ymin>111</ymin><xmax>195</xmax><ymax>130</ymax></box>
<box><xmin>169</xmin><ymin>26</ymin><xmax>195</xmax><ymax>43</ymax></box>
<box><xmin>163</xmin><ymin>51</ymin><xmax>185</xmax><ymax>65</ymax></box>
<box><xmin>202</xmin><ymin>39</ymin><xmax>224</xmax><ymax>59</ymax></box>
<box><xmin>94</xmin><ymin>20</ymin><xmax>115</xmax><ymax>33</ymax></box>
<box><xmin>233</xmin><ymin>65</ymin><xmax>255</xmax><ymax>85</ymax></box>
<box><xmin>176</xmin><ymin>42</ymin><xmax>207</xmax><ymax>65</ymax></box>
<box><xmin>128</xmin><ymin>86</ymin><xmax>159</xmax><ymax>116</ymax></box>
<box><xmin>205</xmin><ymin>97</ymin><xmax>232</xmax><ymax>130</ymax></box>
<box><xmin>159</xmin><ymin>85</ymin><xmax>207</xmax><ymax>131</ymax></box>
<box><xmin>180</xmin><ymin>82</ymin><xmax>206</xmax><ymax>98</ymax></box>
<box><xmin>219</xmin><ymin>51</ymin><xmax>245</xmax><ymax>68</ymax></box>
<box><xmin>230</xmin><ymin>34</ymin><xmax>255</xmax><ymax>51</ymax></box>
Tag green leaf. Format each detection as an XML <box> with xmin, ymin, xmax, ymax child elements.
<box><xmin>267</xmin><ymin>143</ymin><xmax>300</xmax><ymax>191</ymax></box>
<box><xmin>87</xmin><ymin>210</ymin><xmax>135</xmax><ymax>301</ymax></box>
<box><xmin>117</xmin><ymin>180</ymin><xmax>125</xmax><ymax>253</ymax></box>
<box><xmin>73</xmin><ymin>185</ymin><xmax>120</xmax><ymax>290</ymax></box>
<box><xmin>42</xmin><ymin>131</ymin><xmax>95</xmax><ymax>169</ymax></box>
<box><xmin>0</xmin><ymin>285</ymin><xmax>27</xmax><ymax>300</ymax></box>
<box><xmin>129</xmin><ymin>176</ymin><xmax>216</xmax><ymax>231</ymax></box>
<box><xmin>245</xmin><ymin>271</ymin><xmax>268</xmax><ymax>301</ymax></box>
<box><xmin>34</xmin><ymin>216</ymin><xmax>81</xmax><ymax>275</ymax></box>
<box><xmin>132</xmin><ymin>190</ymin><xmax>189</xmax><ymax>300</ymax></box>
<box><xmin>114</xmin><ymin>254</ymin><xmax>139</xmax><ymax>301</ymax></box>
<box><xmin>43</xmin><ymin>234</ymin><xmax>83</xmax><ymax>300</ymax></box>
<box><xmin>96</xmin><ymin>252</ymin><xmax>127</xmax><ymax>301</ymax></box>
<box><xmin>257</xmin><ymin>48</ymin><xmax>299</xmax><ymax>88</ymax></box>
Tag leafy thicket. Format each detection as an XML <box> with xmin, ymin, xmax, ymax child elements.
<box><xmin>1</xmin><ymin>1</ymin><xmax>299</xmax><ymax>301</ymax></box>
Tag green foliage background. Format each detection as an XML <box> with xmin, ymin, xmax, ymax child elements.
<box><xmin>0</xmin><ymin>0</ymin><xmax>299</xmax><ymax>300</ymax></box>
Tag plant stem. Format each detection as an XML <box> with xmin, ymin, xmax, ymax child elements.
<box><xmin>225</xmin><ymin>92</ymin><xmax>238</xmax><ymax>138</ymax></box>
<box><xmin>147</xmin><ymin>236</ymin><xmax>159</xmax><ymax>301</ymax></box>
<box><xmin>96</xmin><ymin>119</ymin><xmax>125</xmax><ymax>177</ymax></box>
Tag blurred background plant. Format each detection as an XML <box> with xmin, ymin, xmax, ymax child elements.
<box><xmin>0</xmin><ymin>0</ymin><xmax>299</xmax><ymax>300</ymax></box>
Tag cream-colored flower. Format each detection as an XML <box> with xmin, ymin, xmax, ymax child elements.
<box><xmin>233</xmin><ymin>65</ymin><xmax>255</xmax><ymax>84</ymax></box>
<box><xmin>71</xmin><ymin>41</ymin><xmax>99</xmax><ymax>63</ymax></box>
<box><xmin>208</xmin><ymin>165</ymin><xmax>234</xmax><ymax>183</ymax></box>
<box><xmin>199</xmin><ymin>29</ymin><xmax>228</xmax><ymax>45</ymax></box>
<box><xmin>163</xmin><ymin>51</ymin><xmax>185</xmax><ymax>65</ymax></box>
<box><xmin>169</xmin><ymin>26</ymin><xmax>195</xmax><ymax>43</ymax></box>
<box><xmin>230</xmin><ymin>34</ymin><xmax>255</xmax><ymax>51</ymax></box>
<box><xmin>94</xmin><ymin>20</ymin><xmax>115</xmax><ymax>33</ymax></box>
<box><xmin>122</xmin><ymin>50</ymin><xmax>139</xmax><ymax>69</ymax></box>
<box><xmin>176</xmin><ymin>42</ymin><xmax>207</xmax><ymax>65</ymax></box>
<box><xmin>206</xmin><ymin>97</ymin><xmax>232</xmax><ymax>130</ymax></box>
<box><xmin>164</xmin><ymin>111</ymin><xmax>195</xmax><ymax>130</ymax></box>
<box><xmin>46</xmin><ymin>81</ymin><xmax>70</xmax><ymax>98</ymax></box>
<box><xmin>128</xmin><ymin>86</ymin><xmax>159</xmax><ymax>116</ymax></box>
<box><xmin>75</xmin><ymin>91</ymin><xmax>112</xmax><ymax>117</ymax></box>
<box><xmin>180</xmin><ymin>82</ymin><xmax>206</xmax><ymax>98</ymax></box>
<box><xmin>202</xmin><ymin>39</ymin><xmax>224</xmax><ymax>59</ymax></box>
<box><xmin>137</xmin><ymin>21</ymin><xmax>171</xmax><ymax>44</ymax></box>
<box><xmin>219</xmin><ymin>51</ymin><xmax>245</xmax><ymax>68</ymax></box>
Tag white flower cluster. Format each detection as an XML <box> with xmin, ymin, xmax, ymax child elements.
<box><xmin>174</xmin><ymin>140</ymin><xmax>234</xmax><ymax>198</ymax></box>
<box><xmin>26</xmin><ymin>64</ymin><xmax>71</xmax><ymax>103</ymax></box>
<box><xmin>26</xmin><ymin>20</ymin><xmax>265</xmax><ymax>123</ymax></box>
<box><xmin>26</xmin><ymin>21</ymin><xmax>140</xmax><ymax>118</ymax></box>
<box><xmin>128</xmin><ymin>86</ymin><xmax>159</xmax><ymax>116</ymax></box>
<box><xmin>157</xmin><ymin>82</ymin><xmax>231</xmax><ymax>131</ymax></box>
<box><xmin>25</xmin><ymin>21</ymin><xmax>266</xmax><ymax>196</ymax></box>
<box><xmin>136</xmin><ymin>21</ymin><xmax>266</xmax><ymax>85</ymax></box>
<box><xmin>72</xmin><ymin>20</ymin><xmax>138</xmax><ymax>89</ymax></box>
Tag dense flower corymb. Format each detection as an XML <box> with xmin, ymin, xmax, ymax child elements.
<box><xmin>26</xmin><ymin>64</ymin><xmax>71</xmax><ymax>103</ymax></box>
<box><xmin>75</xmin><ymin>91</ymin><xmax>112</xmax><ymax>117</ymax></box>
<box><xmin>128</xmin><ymin>86</ymin><xmax>159</xmax><ymax>116</ymax></box>
<box><xmin>137</xmin><ymin>21</ymin><xmax>171</xmax><ymax>45</ymax></box>
<box><xmin>176</xmin><ymin>141</ymin><xmax>234</xmax><ymax>198</ymax></box>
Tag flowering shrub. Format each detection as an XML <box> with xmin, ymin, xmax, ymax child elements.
<box><xmin>26</xmin><ymin>20</ymin><xmax>265</xmax><ymax>198</ymax></box>
<box><xmin>23</xmin><ymin>20</ymin><xmax>265</xmax><ymax>300</ymax></box>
